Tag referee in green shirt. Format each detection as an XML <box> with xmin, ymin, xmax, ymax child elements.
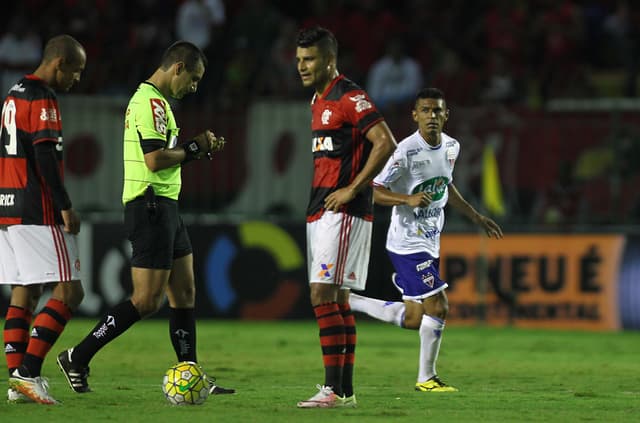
<box><xmin>57</xmin><ymin>41</ymin><xmax>235</xmax><ymax>395</ymax></box>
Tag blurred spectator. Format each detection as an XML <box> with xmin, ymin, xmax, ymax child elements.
<box><xmin>479</xmin><ymin>49</ymin><xmax>525</xmax><ymax>105</ymax></box>
<box><xmin>220</xmin><ymin>0</ymin><xmax>283</xmax><ymax>108</ymax></box>
<box><xmin>341</xmin><ymin>0</ymin><xmax>403</xmax><ymax>82</ymax></box>
<box><xmin>218</xmin><ymin>37</ymin><xmax>256</xmax><ymax>109</ymax></box>
<box><xmin>254</xmin><ymin>17</ymin><xmax>304</xmax><ymax>98</ymax></box>
<box><xmin>175</xmin><ymin>0</ymin><xmax>226</xmax><ymax>103</ymax></box>
<box><xmin>301</xmin><ymin>0</ymin><xmax>347</xmax><ymax>39</ymax></box>
<box><xmin>601</xmin><ymin>1</ymin><xmax>640</xmax><ymax>96</ymax></box>
<box><xmin>366</xmin><ymin>37</ymin><xmax>422</xmax><ymax>113</ymax></box>
<box><xmin>531</xmin><ymin>161</ymin><xmax>582</xmax><ymax>228</ymax></box>
<box><xmin>0</xmin><ymin>15</ymin><xmax>42</xmax><ymax>94</ymax></box>
<box><xmin>482</xmin><ymin>0</ymin><xmax>528</xmax><ymax>65</ymax></box>
<box><xmin>176</xmin><ymin>0</ymin><xmax>225</xmax><ymax>50</ymax></box>
<box><xmin>400</xmin><ymin>0</ymin><xmax>437</xmax><ymax>72</ymax></box>
<box><xmin>228</xmin><ymin>0</ymin><xmax>282</xmax><ymax>57</ymax></box>
<box><xmin>428</xmin><ymin>45</ymin><xmax>480</xmax><ymax>107</ymax></box>
<box><xmin>530</xmin><ymin>0</ymin><xmax>585</xmax><ymax>102</ymax></box>
<box><xmin>602</xmin><ymin>1</ymin><xmax>631</xmax><ymax>67</ymax></box>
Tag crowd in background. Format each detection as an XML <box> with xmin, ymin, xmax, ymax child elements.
<box><xmin>2</xmin><ymin>0</ymin><xmax>640</xmax><ymax>228</ymax></box>
<box><xmin>3</xmin><ymin>0</ymin><xmax>640</xmax><ymax>106</ymax></box>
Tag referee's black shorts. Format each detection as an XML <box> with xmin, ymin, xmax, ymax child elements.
<box><xmin>124</xmin><ymin>196</ymin><xmax>192</xmax><ymax>269</ymax></box>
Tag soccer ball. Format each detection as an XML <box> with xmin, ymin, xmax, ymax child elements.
<box><xmin>162</xmin><ymin>361</ymin><xmax>210</xmax><ymax>405</ymax></box>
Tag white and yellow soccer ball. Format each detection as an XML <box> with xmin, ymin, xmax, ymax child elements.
<box><xmin>162</xmin><ymin>361</ymin><xmax>210</xmax><ymax>405</ymax></box>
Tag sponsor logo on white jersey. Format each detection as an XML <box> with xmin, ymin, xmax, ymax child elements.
<box><xmin>150</xmin><ymin>98</ymin><xmax>167</xmax><ymax>135</ymax></box>
<box><xmin>411</xmin><ymin>160</ymin><xmax>428</xmax><ymax>170</ymax></box>
<box><xmin>0</xmin><ymin>193</ymin><xmax>15</xmax><ymax>206</ymax></box>
<box><xmin>412</xmin><ymin>177</ymin><xmax>449</xmax><ymax>201</ymax></box>
<box><xmin>349</xmin><ymin>94</ymin><xmax>372</xmax><ymax>113</ymax></box>
<box><xmin>414</xmin><ymin>207</ymin><xmax>442</xmax><ymax>220</ymax></box>
<box><xmin>312</xmin><ymin>136</ymin><xmax>334</xmax><ymax>152</ymax></box>
<box><xmin>417</xmin><ymin>227</ymin><xmax>440</xmax><ymax>239</ymax></box>
<box><xmin>321</xmin><ymin>109</ymin><xmax>332</xmax><ymax>125</ymax></box>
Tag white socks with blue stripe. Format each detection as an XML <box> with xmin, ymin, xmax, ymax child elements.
<box><xmin>349</xmin><ymin>292</ymin><xmax>405</xmax><ymax>327</ymax></box>
<box><xmin>418</xmin><ymin>314</ymin><xmax>445</xmax><ymax>382</ymax></box>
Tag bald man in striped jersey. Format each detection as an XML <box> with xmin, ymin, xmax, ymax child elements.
<box><xmin>1</xmin><ymin>34</ymin><xmax>86</xmax><ymax>405</ymax></box>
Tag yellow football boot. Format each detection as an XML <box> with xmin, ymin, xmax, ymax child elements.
<box><xmin>415</xmin><ymin>376</ymin><xmax>458</xmax><ymax>392</ymax></box>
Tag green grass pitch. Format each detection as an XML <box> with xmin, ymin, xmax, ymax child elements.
<box><xmin>1</xmin><ymin>319</ymin><xmax>638</xmax><ymax>422</ymax></box>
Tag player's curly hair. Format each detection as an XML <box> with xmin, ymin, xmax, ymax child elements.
<box><xmin>296</xmin><ymin>26</ymin><xmax>338</xmax><ymax>58</ymax></box>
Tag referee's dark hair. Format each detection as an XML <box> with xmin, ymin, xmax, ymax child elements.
<box><xmin>296</xmin><ymin>26</ymin><xmax>338</xmax><ymax>58</ymax></box>
<box><xmin>160</xmin><ymin>41</ymin><xmax>208</xmax><ymax>72</ymax></box>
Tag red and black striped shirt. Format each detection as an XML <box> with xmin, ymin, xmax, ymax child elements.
<box><xmin>0</xmin><ymin>75</ymin><xmax>68</xmax><ymax>225</ymax></box>
<box><xmin>307</xmin><ymin>75</ymin><xmax>384</xmax><ymax>222</ymax></box>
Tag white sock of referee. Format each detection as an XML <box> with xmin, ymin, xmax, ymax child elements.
<box><xmin>349</xmin><ymin>293</ymin><xmax>405</xmax><ymax>327</ymax></box>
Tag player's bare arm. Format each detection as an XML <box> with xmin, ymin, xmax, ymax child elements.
<box><xmin>61</xmin><ymin>209</ymin><xmax>81</xmax><ymax>234</ymax></box>
<box><xmin>143</xmin><ymin>130</ymin><xmax>224</xmax><ymax>171</ymax></box>
<box><xmin>324</xmin><ymin>121</ymin><xmax>396</xmax><ymax>212</ymax></box>
<box><xmin>373</xmin><ymin>186</ymin><xmax>433</xmax><ymax>208</ymax></box>
<box><xmin>447</xmin><ymin>183</ymin><xmax>503</xmax><ymax>239</ymax></box>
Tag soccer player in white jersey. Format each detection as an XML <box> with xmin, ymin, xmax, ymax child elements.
<box><xmin>350</xmin><ymin>87</ymin><xmax>503</xmax><ymax>392</ymax></box>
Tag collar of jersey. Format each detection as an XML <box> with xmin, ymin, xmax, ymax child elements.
<box><xmin>417</xmin><ymin>130</ymin><xmax>442</xmax><ymax>150</ymax></box>
<box><xmin>141</xmin><ymin>81</ymin><xmax>164</xmax><ymax>98</ymax></box>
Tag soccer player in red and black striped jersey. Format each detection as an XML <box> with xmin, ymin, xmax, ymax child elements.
<box><xmin>1</xmin><ymin>34</ymin><xmax>86</xmax><ymax>404</ymax></box>
<box><xmin>295</xmin><ymin>26</ymin><xmax>396</xmax><ymax>408</ymax></box>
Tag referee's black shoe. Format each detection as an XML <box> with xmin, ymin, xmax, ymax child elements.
<box><xmin>207</xmin><ymin>376</ymin><xmax>236</xmax><ymax>395</ymax></box>
<box><xmin>57</xmin><ymin>348</ymin><xmax>91</xmax><ymax>393</ymax></box>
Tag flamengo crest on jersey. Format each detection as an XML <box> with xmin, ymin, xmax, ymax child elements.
<box><xmin>373</xmin><ymin>131</ymin><xmax>460</xmax><ymax>257</ymax></box>
<box><xmin>307</xmin><ymin>75</ymin><xmax>383</xmax><ymax>222</ymax></box>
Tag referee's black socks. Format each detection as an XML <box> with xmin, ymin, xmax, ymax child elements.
<box><xmin>71</xmin><ymin>300</ymin><xmax>141</xmax><ymax>366</ymax></box>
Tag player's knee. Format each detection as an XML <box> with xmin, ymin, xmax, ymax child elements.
<box><xmin>27</xmin><ymin>295</ymin><xmax>41</xmax><ymax>313</ymax></box>
<box><xmin>432</xmin><ymin>297</ymin><xmax>449</xmax><ymax>320</ymax></box>
<box><xmin>179</xmin><ymin>284</ymin><xmax>196</xmax><ymax>304</ymax></box>
<box><xmin>52</xmin><ymin>281</ymin><xmax>84</xmax><ymax>310</ymax></box>
<box><xmin>25</xmin><ymin>286</ymin><xmax>44</xmax><ymax>313</ymax></box>
<box><xmin>171</xmin><ymin>289</ymin><xmax>196</xmax><ymax>308</ymax></box>
<box><xmin>423</xmin><ymin>293</ymin><xmax>449</xmax><ymax>320</ymax></box>
<box><xmin>309</xmin><ymin>285</ymin><xmax>337</xmax><ymax>306</ymax></box>
<box><xmin>403</xmin><ymin>310</ymin><xmax>422</xmax><ymax>330</ymax></box>
<box><xmin>65</xmin><ymin>284</ymin><xmax>85</xmax><ymax>310</ymax></box>
<box><xmin>132</xmin><ymin>293</ymin><xmax>164</xmax><ymax>317</ymax></box>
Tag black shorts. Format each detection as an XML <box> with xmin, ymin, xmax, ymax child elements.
<box><xmin>124</xmin><ymin>196</ymin><xmax>192</xmax><ymax>269</ymax></box>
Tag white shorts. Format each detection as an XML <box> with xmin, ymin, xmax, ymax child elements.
<box><xmin>306</xmin><ymin>212</ymin><xmax>372</xmax><ymax>291</ymax></box>
<box><xmin>0</xmin><ymin>225</ymin><xmax>81</xmax><ymax>285</ymax></box>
